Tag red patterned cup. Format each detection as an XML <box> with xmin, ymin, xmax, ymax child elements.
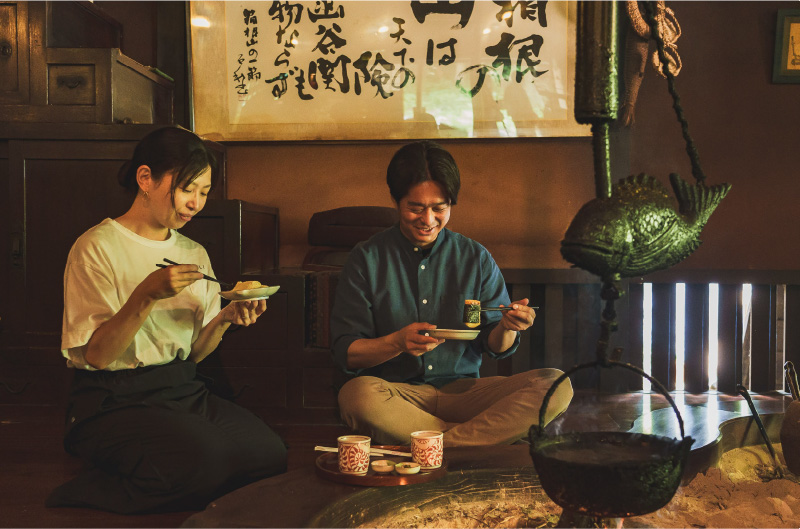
<box><xmin>337</xmin><ymin>435</ymin><xmax>371</xmax><ymax>475</ymax></box>
<box><xmin>411</xmin><ymin>430</ymin><xmax>444</xmax><ymax>469</ymax></box>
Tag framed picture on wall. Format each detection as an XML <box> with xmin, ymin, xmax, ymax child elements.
<box><xmin>188</xmin><ymin>1</ymin><xmax>589</xmax><ymax>141</ymax></box>
<box><xmin>772</xmin><ymin>9</ymin><xmax>800</xmax><ymax>84</ymax></box>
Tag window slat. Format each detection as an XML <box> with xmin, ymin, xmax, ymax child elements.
<box><xmin>749</xmin><ymin>284</ymin><xmax>776</xmax><ymax>392</ymax></box>
<box><xmin>651</xmin><ymin>283</ymin><xmax>676</xmax><ymax>391</ymax></box>
<box><xmin>716</xmin><ymin>284</ymin><xmax>742</xmax><ymax>394</ymax></box>
<box><xmin>684</xmin><ymin>283</ymin><xmax>709</xmax><ymax>393</ymax></box>
<box><xmin>784</xmin><ymin>286</ymin><xmax>800</xmax><ymax>388</ymax></box>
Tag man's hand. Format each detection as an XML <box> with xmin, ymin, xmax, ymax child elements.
<box><xmin>499</xmin><ymin>298</ymin><xmax>536</xmax><ymax>332</ymax></box>
<box><xmin>393</xmin><ymin>322</ymin><xmax>445</xmax><ymax>357</ymax></box>
<box><xmin>346</xmin><ymin>322</ymin><xmax>445</xmax><ymax>369</ymax></box>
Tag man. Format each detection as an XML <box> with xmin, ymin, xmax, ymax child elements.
<box><xmin>331</xmin><ymin>140</ymin><xmax>572</xmax><ymax>447</ymax></box>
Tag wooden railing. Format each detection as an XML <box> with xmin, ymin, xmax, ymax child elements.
<box><xmin>485</xmin><ymin>269</ymin><xmax>800</xmax><ymax>395</ymax></box>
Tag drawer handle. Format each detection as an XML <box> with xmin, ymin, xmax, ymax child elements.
<box><xmin>57</xmin><ymin>75</ymin><xmax>86</xmax><ymax>89</ymax></box>
<box><xmin>1</xmin><ymin>41</ymin><xmax>12</xmax><ymax>57</ymax></box>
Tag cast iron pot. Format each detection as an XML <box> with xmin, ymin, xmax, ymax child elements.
<box><xmin>529</xmin><ymin>361</ymin><xmax>695</xmax><ymax>518</ymax></box>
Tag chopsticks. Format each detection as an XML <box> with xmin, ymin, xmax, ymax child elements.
<box><xmin>785</xmin><ymin>361</ymin><xmax>800</xmax><ymax>400</ymax></box>
<box><xmin>157</xmin><ymin>258</ymin><xmax>232</xmax><ymax>288</ymax></box>
<box><xmin>481</xmin><ymin>306</ymin><xmax>539</xmax><ymax>311</ymax></box>
<box><xmin>314</xmin><ymin>445</ymin><xmax>411</xmax><ymax>458</ymax></box>
<box><xmin>737</xmin><ymin>384</ymin><xmax>785</xmax><ymax>477</ymax></box>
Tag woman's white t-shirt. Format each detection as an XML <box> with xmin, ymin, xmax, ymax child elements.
<box><xmin>61</xmin><ymin>218</ymin><xmax>221</xmax><ymax>371</ymax></box>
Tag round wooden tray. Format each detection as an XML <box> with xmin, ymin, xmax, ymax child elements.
<box><xmin>315</xmin><ymin>445</ymin><xmax>448</xmax><ymax>486</ymax></box>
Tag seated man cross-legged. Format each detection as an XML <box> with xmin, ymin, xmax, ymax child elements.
<box><xmin>331</xmin><ymin>140</ymin><xmax>573</xmax><ymax>447</ymax></box>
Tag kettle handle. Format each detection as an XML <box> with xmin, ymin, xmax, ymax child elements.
<box><xmin>537</xmin><ymin>360</ymin><xmax>686</xmax><ymax>440</ymax></box>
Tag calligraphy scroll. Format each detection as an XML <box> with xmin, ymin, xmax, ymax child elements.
<box><xmin>190</xmin><ymin>0</ymin><xmax>588</xmax><ymax>140</ymax></box>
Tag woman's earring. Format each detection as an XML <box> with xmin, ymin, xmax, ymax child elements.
<box><xmin>143</xmin><ymin>191</ymin><xmax>149</xmax><ymax>200</ymax></box>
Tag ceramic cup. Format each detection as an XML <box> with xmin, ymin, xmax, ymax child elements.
<box><xmin>411</xmin><ymin>430</ymin><xmax>444</xmax><ymax>469</ymax></box>
<box><xmin>337</xmin><ymin>435</ymin><xmax>371</xmax><ymax>475</ymax></box>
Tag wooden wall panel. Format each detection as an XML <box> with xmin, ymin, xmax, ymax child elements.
<box><xmin>510</xmin><ymin>283</ymin><xmax>532</xmax><ymax>375</ymax></box>
<box><xmin>651</xmin><ymin>283</ymin><xmax>676</xmax><ymax>391</ymax></box>
<box><xmin>0</xmin><ymin>142</ymin><xmax>9</xmax><ymax>347</ymax></box>
<box><xmin>610</xmin><ymin>282</ymin><xmax>644</xmax><ymax>392</ymax></box>
<box><xmin>749</xmin><ymin>284</ymin><xmax>777</xmax><ymax>392</ymax></box>
<box><xmin>785</xmin><ymin>285</ymin><xmax>800</xmax><ymax>389</ymax></box>
<box><xmin>684</xmin><ymin>284</ymin><xmax>709</xmax><ymax>393</ymax></box>
<box><xmin>716</xmin><ymin>284</ymin><xmax>743</xmax><ymax>394</ymax></box>
<box><xmin>527</xmin><ymin>283</ymin><xmax>547</xmax><ymax>369</ymax></box>
<box><xmin>542</xmin><ymin>283</ymin><xmax>564</xmax><ymax>371</ymax></box>
<box><xmin>572</xmin><ymin>284</ymin><xmax>602</xmax><ymax>389</ymax></box>
<box><xmin>625</xmin><ymin>282</ymin><xmax>645</xmax><ymax>390</ymax></box>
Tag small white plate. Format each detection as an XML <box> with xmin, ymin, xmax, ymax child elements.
<box><xmin>424</xmin><ymin>329</ymin><xmax>480</xmax><ymax>340</ymax></box>
<box><xmin>371</xmin><ymin>460</ymin><xmax>396</xmax><ymax>473</ymax></box>
<box><xmin>394</xmin><ymin>462</ymin><xmax>421</xmax><ymax>475</ymax></box>
<box><xmin>219</xmin><ymin>285</ymin><xmax>280</xmax><ymax>301</ymax></box>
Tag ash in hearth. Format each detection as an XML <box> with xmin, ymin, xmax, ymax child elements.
<box><xmin>361</xmin><ymin>498</ymin><xmax>560</xmax><ymax>528</ymax></box>
<box><xmin>630</xmin><ymin>443</ymin><xmax>800</xmax><ymax>528</ymax></box>
<box><xmin>361</xmin><ymin>445</ymin><xmax>800</xmax><ymax>529</ymax></box>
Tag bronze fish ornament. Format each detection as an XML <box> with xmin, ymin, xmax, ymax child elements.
<box><xmin>561</xmin><ymin>173</ymin><xmax>731</xmax><ymax>279</ymax></box>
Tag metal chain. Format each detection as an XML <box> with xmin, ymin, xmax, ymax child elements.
<box><xmin>642</xmin><ymin>1</ymin><xmax>707</xmax><ymax>185</ymax></box>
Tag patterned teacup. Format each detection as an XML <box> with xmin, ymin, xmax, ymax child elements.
<box><xmin>411</xmin><ymin>430</ymin><xmax>444</xmax><ymax>469</ymax></box>
<box><xmin>337</xmin><ymin>435</ymin><xmax>371</xmax><ymax>475</ymax></box>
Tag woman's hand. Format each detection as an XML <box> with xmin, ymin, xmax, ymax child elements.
<box><xmin>221</xmin><ymin>299</ymin><xmax>267</xmax><ymax>326</ymax></box>
<box><xmin>141</xmin><ymin>264</ymin><xmax>204</xmax><ymax>300</ymax></box>
<box><xmin>84</xmin><ymin>264</ymin><xmax>203</xmax><ymax>370</ymax></box>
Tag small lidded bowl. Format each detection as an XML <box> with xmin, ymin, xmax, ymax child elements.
<box><xmin>370</xmin><ymin>459</ymin><xmax>396</xmax><ymax>474</ymax></box>
<box><xmin>394</xmin><ymin>462</ymin><xmax>421</xmax><ymax>475</ymax></box>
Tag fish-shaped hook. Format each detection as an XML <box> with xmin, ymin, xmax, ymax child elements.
<box><xmin>561</xmin><ymin>173</ymin><xmax>730</xmax><ymax>279</ymax></box>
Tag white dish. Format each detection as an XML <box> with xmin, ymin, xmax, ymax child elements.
<box><xmin>394</xmin><ymin>462</ymin><xmax>421</xmax><ymax>475</ymax></box>
<box><xmin>424</xmin><ymin>329</ymin><xmax>480</xmax><ymax>340</ymax></box>
<box><xmin>371</xmin><ymin>460</ymin><xmax>396</xmax><ymax>473</ymax></box>
<box><xmin>219</xmin><ymin>285</ymin><xmax>280</xmax><ymax>301</ymax></box>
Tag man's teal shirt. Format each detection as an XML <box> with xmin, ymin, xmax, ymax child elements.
<box><xmin>331</xmin><ymin>224</ymin><xmax>519</xmax><ymax>388</ymax></box>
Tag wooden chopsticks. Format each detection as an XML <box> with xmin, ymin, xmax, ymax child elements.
<box><xmin>480</xmin><ymin>306</ymin><xmax>540</xmax><ymax>311</ymax></box>
<box><xmin>785</xmin><ymin>361</ymin><xmax>800</xmax><ymax>400</ymax></box>
<box><xmin>314</xmin><ymin>445</ymin><xmax>411</xmax><ymax>458</ymax></box>
<box><xmin>157</xmin><ymin>258</ymin><xmax>232</xmax><ymax>288</ymax></box>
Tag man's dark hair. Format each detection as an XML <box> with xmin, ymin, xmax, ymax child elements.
<box><xmin>386</xmin><ymin>140</ymin><xmax>461</xmax><ymax>205</ymax></box>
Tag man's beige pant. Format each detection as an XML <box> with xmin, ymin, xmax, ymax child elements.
<box><xmin>337</xmin><ymin>368</ymin><xmax>573</xmax><ymax>447</ymax></box>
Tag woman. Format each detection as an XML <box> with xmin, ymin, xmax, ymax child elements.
<box><xmin>46</xmin><ymin>127</ymin><xmax>287</xmax><ymax>514</ymax></box>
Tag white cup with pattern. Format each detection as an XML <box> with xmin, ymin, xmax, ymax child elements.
<box><xmin>337</xmin><ymin>435</ymin><xmax>371</xmax><ymax>475</ymax></box>
<box><xmin>411</xmin><ymin>430</ymin><xmax>444</xmax><ymax>469</ymax></box>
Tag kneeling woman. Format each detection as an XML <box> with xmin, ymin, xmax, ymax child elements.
<box><xmin>47</xmin><ymin>127</ymin><xmax>287</xmax><ymax>514</ymax></box>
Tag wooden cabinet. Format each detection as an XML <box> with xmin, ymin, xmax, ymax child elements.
<box><xmin>196</xmin><ymin>271</ymin><xmax>342</xmax><ymax>425</ymax></box>
<box><xmin>0</xmin><ymin>124</ymin><xmax>230</xmax><ymax>403</ymax></box>
<box><xmin>0</xmin><ymin>2</ymin><xmax>341</xmax><ymax>426</ymax></box>
<box><xmin>0</xmin><ymin>125</ymin><xmax>223</xmax><ymax>348</ymax></box>
<box><xmin>0</xmin><ymin>122</ymin><xmax>342</xmax><ymax>427</ymax></box>
<box><xmin>180</xmin><ymin>200</ymin><xmax>279</xmax><ymax>280</ymax></box>
<box><xmin>0</xmin><ymin>1</ymin><xmax>173</xmax><ymax>124</ymax></box>
<box><xmin>1</xmin><ymin>126</ymin><xmax>154</xmax><ymax>402</ymax></box>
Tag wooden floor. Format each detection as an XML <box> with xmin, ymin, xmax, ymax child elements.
<box><xmin>0</xmin><ymin>390</ymin><xmax>791</xmax><ymax>528</ymax></box>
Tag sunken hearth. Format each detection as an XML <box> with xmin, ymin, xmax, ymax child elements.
<box><xmin>309</xmin><ymin>446</ymin><xmax>800</xmax><ymax>528</ymax></box>
<box><xmin>308</xmin><ymin>415</ymin><xmax>800</xmax><ymax>528</ymax></box>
